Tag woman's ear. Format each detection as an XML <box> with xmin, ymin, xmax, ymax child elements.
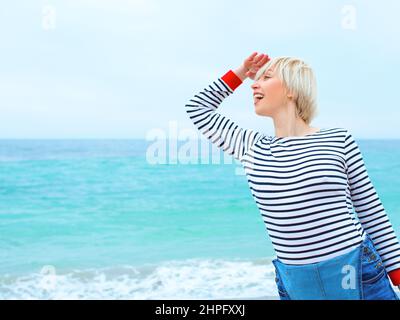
<box><xmin>284</xmin><ymin>87</ymin><xmax>294</xmax><ymax>100</ymax></box>
<box><xmin>286</xmin><ymin>89</ymin><xmax>297</xmax><ymax>100</ymax></box>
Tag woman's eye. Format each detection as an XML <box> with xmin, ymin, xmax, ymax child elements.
<box><xmin>264</xmin><ymin>75</ymin><xmax>270</xmax><ymax>79</ymax></box>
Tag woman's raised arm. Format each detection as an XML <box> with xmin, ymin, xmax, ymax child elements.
<box><xmin>184</xmin><ymin>52</ymin><xmax>270</xmax><ymax>161</ymax></box>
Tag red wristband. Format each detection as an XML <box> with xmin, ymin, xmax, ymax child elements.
<box><xmin>388</xmin><ymin>269</ymin><xmax>400</xmax><ymax>286</ymax></box>
<box><xmin>221</xmin><ymin>70</ymin><xmax>243</xmax><ymax>91</ymax></box>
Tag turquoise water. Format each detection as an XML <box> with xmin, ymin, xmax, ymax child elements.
<box><xmin>0</xmin><ymin>139</ymin><xmax>399</xmax><ymax>299</ymax></box>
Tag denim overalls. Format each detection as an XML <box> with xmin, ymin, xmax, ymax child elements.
<box><xmin>272</xmin><ymin>233</ymin><xmax>400</xmax><ymax>300</ymax></box>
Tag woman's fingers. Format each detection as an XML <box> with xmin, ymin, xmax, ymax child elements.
<box><xmin>262</xmin><ymin>55</ymin><xmax>271</xmax><ymax>63</ymax></box>
<box><xmin>249</xmin><ymin>52</ymin><xmax>258</xmax><ymax>58</ymax></box>
<box><xmin>253</xmin><ymin>54</ymin><xmax>269</xmax><ymax>66</ymax></box>
<box><xmin>257</xmin><ymin>54</ymin><xmax>270</xmax><ymax>65</ymax></box>
<box><xmin>244</xmin><ymin>52</ymin><xmax>270</xmax><ymax>77</ymax></box>
<box><xmin>249</xmin><ymin>54</ymin><xmax>269</xmax><ymax>72</ymax></box>
<box><xmin>253</xmin><ymin>54</ymin><xmax>264</xmax><ymax>63</ymax></box>
<box><xmin>246</xmin><ymin>52</ymin><xmax>258</xmax><ymax>62</ymax></box>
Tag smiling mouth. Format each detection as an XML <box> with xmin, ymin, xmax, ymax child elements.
<box><xmin>254</xmin><ymin>97</ymin><xmax>264</xmax><ymax>104</ymax></box>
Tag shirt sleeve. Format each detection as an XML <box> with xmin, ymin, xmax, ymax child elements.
<box><xmin>184</xmin><ymin>70</ymin><xmax>264</xmax><ymax>162</ymax></box>
<box><xmin>344</xmin><ymin>129</ymin><xmax>400</xmax><ymax>285</ymax></box>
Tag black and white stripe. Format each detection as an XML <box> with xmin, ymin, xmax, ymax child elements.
<box><xmin>185</xmin><ymin>79</ymin><xmax>263</xmax><ymax>161</ymax></box>
<box><xmin>185</xmin><ymin>76</ymin><xmax>400</xmax><ymax>273</ymax></box>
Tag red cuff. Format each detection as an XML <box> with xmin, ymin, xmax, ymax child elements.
<box><xmin>221</xmin><ymin>70</ymin><xmax>243</xmax><ymax>91</ymax></box>
<box><xmin>388</xmin><ymin>269</ymin><xmax>400</xmax><ymax>286</ymax></box>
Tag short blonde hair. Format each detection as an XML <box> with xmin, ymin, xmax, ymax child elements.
<box><xmin>254</xmin><ymin>56</ymin><xmax>318</xmax><ymax>124</ymax></box>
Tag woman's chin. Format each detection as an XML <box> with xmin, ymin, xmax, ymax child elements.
<box><xmin>254</xmin><ymin>104</ymin><xmax>270</xmax><ymax>116</ymax></box>
<box><xmin>254</xmin><ymin>104</ymin><xmax>264</xmax><ymax>115</ymax></box>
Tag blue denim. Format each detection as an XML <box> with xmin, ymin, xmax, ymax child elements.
<box><xmin>273</xmin><ymin>233</ymin><xmax>400</xmax><ymax>300</ymax></box>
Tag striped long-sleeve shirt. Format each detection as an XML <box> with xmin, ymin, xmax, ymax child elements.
<box><xmin>185</xmin><ymin>69</ymin><xmax>400</xmax><ymax>285</ymax></box>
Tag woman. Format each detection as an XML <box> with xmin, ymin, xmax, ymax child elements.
<box><xmin>184</xmin><ymin>52</ymin><xmax>400</xmax><ymax>300</ymax></box>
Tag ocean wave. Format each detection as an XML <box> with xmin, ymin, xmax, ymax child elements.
<box><xmin>0</xmin><ymin>257</ymin><xmax>278</xmax><ymax>300</ymax></box>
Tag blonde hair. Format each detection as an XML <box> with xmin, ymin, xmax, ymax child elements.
<box><xmin>254</xmin><ymin>56</ymin><xmax>318</xmax><ymax>124</ymax></box>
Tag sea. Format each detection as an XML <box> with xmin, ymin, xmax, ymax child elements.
<box><xmin>0</xmin><ymin>138</ymin><xmax>399</xmax><ymax>299</ymax></box>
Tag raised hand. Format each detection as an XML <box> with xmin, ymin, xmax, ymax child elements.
<box><xmin>243</xmin><ymin>52</ymin><xmax>271</xmax><ymax>80</ymax></box>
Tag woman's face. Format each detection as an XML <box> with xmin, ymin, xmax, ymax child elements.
<box><xmin>251</xmin><ymin>66</ymin><xmax>290</xmax><ymax>117</ymax></box>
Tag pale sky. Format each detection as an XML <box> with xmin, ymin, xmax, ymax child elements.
<box><xmin>1</xmin><ymin>0</ymin><xmax>400</xmax><ymax>139</ymax></box>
